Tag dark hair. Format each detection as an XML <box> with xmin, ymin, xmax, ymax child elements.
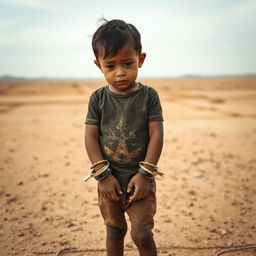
<box><xmin>92</xmin><ymin>18</ymin><xmax>142</xmax><ymax>59</ymax></box>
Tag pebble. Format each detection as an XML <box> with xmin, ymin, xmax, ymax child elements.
<box><xmin>210</xmin><ymin>97</ymin><xmax>225</xmax><ymax>104</ymax></box>
<box><xmin>41</xmin><ymin>206</ymin><xmax>47</xmax><ymax>211</ymax></box>
<box><xmin>191</xmin><ymin>172</ymin><xmax>203</xmax><ymax>178</ymax></box>
<box><xmin>7</xmin><ymin>196</ymin><xmax>18</xmax><ymax>203</ymax></box>
<box><xmin>220</xmin><ymin>229</ymin><xmax>228</xmax><ymax>235</ymax></box>
<box><xmin>188</xmin><ymin>190</ymin><xmax>196</xmax><ymax>196</ymax></box>
<box><xmin>67</xmin><ymin>222</ymin><xmax>76</xmax><ymax>228</ymax></box>
<box><xmin>18</xmin><ymin>232</ymin><xmax>25</xmax><ymax>237</ymax></box>
<box><xmin>164</xmin><ymin>217</ymin><xmax>171</xmax><ymax>223</ymax></box>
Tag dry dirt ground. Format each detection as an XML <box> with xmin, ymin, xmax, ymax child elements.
<box><xmin>0</xmin><ymin>77</ymin><xmax>256</xmax><ymax>256</ymax></box>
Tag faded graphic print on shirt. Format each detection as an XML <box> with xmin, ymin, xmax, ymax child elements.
<box><xmin>102</xmin><ymin>118</ymin><xmax>141</xmax><ymax>164</ymax></box>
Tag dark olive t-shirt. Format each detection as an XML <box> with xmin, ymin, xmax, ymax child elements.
<box><xmin>85</xmin><ymin>83</ymin><xmax>163</xmax><ymax>185</ymax></box>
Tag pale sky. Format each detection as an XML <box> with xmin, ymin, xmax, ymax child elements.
<box><xmin>0</xmin><ymin>0</ymin><xmax>255</xmax><ymax>78</ymax></box>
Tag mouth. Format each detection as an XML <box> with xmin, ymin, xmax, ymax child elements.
<box><xmin>116</xmin><ymin>80</ymin><xmax>128</xmax><ymax>85</ymax></box>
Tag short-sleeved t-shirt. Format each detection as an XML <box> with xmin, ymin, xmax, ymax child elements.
<box><xmin>85</xmin><ymin>83</ymin><xmax>163</xmax><ymax>185</ymax></box>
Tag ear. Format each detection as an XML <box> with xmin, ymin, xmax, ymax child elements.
<box><xmin>138</xmin><ymin>53</ymin><xmax>146</xmax><ymax>68</ymax></box>
<box><xmin>94</xmin><ymin>59</ymin><xmax>102</xmax><ymax>71</ymax></box>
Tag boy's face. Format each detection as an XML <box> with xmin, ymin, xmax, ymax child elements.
<box><xmin>94</xmin><ymin>44</ymin><xmax>146</xmax><ymax>94</ymax></box>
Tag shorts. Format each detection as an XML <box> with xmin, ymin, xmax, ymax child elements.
<box><xmin>98</xmin><ymin>180</ymin><xmax>156</xmax><ymax>232</ymax></box>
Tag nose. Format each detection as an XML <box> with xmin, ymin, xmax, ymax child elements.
<box><xmin>115</xmin><ymin>66</ymin><xmax>126</xmax><ymax>77</ymax></box>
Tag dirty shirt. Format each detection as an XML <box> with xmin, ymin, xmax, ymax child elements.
<box><xmin>85</xmin><ymin>83</ymin><xmax>163</xmax><ymax>185</ymax></box>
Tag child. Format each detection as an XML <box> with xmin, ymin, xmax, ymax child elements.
<box><xmin>84</xmin><ymin>18</ymin><xmax>164</xmax><ymax>256</ymax></box>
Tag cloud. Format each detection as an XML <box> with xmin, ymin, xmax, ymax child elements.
<box><xmin>0</xmin><ymin>16</ymin><xmax>26</xmax><ymax>31</ymax></box>
<box><xmin>0</xmin><ymin>0</ymin><xmax>55</xmax><ymax>11</ymax></box>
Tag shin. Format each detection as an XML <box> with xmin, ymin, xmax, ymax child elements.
<box><xmin>106</xmin><ymin>225</ymin><xmax>127</xmax><ymax>256</ymax></box>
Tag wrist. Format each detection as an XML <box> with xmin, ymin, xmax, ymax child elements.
<box><xmin>137</xmin><ymin>171</ymin><xmax>152</xmax><ymax>181</ymax></box>
<box><xmin>95</xmin><ymin>167</ymin><xmax>112</xmax><ymax>181</ymax></box>
<box><xmin>83</xmin><ymin>160</ymin><xmax>112</xmax><ymax>182</ymax></box>
<box><xmin>137</xmin><ymin>166</ymin><xmax>154</xmax><ymax>180</ymax></box>
<box><xmin>137</xmin><ymin>161</ymin><xmax>165</xmax><ymax>179</ymax></box>
<box><xmin>94</xmin><ymin>163</ymin><xmax>107</xmax><ymax>171</ymax></box>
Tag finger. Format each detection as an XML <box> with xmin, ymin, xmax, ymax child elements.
<box><xmin>138</xmin><ymin>192</ymin><xmax>145</xmax><ymax>200</ymax></box>
<box><xmin>110</xmin><ymin>192</ymin><xmax>120</xmax><ymax>201</ymax></box>
<box><xmin>115</xmin><ymin>182</ymin><xmax>123</xmax><ymax>195</ymax></box>
<box><xmin>141</xmin><ymin>190</ymin><xmax>149</xmax><ymax>199</ymax></box>
<box><xmin>129</xmin><ymin>189</ymin><xmax>139</xmax><ymax>203</ymax></box>
<box><xmin>133</xmin><ymin>190</ymin><xmax>148</xmax><ymax>202</ymax></box>
<box><xmin>101</xmin><ymin>193</ymin><xmax>108</xmax><ymax>200</ymax></box>
<box><xmin>108</xmin><ymin>193</ymin><xmax>114</xmax><ymax>200</ymax></box>
<box><xmin>104</xmin><ymin>191</ymin><xmax>113</xmax><ymax>200</ymax></box>
<box><xmin>127</xmin><ymin>180</ymin><xmax>134</xmax><ymax>193</ymax></box>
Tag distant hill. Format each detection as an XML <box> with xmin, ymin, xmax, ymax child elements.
<box><xmin>0</xmin><ymin>75</ymin><xmax>27</xmax><ymax>81</ymax></box>
<box><xmin>181</xmin><ymin>73</ymin><xmax>256</xmax><ymax>78</ymax></box>
<box><xmin>1</xmin><ymin>74</ymin><xmax>256</xmax><ymax>80</ymax></box>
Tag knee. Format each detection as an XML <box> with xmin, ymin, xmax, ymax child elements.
<box><xmin>107</xmin><ymin>226</ymin><xmax>127</xmax><ymax>241</ymax></box>
<box><xmin>131</xmin><ymin>228</ymin><xmax>153</xmax><ymax>249</ymax></box>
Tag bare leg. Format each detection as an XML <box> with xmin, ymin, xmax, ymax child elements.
<box><xmin>131</xmin><ymin>227</ymin><xmax>157</xmax><ymax>256</ymax></box>
<box><xmin>106</xmin><ymin>224</ymin><xmax>127</xmax><ymax>256</ymax></box>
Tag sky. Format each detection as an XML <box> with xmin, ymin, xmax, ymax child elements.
<box><xmin>0</xmin><ymin>0</ymin><xmax>256</xmax><ymax>78</ymax></box>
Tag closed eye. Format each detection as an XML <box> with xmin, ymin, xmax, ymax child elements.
<box><xmin>124</xmin><ymin>62</ymin><xmax>133</xmax><ymax>67</ymax></box>
<box><xmin>104</xmin><ymin>64</ymin><xmax>114</xmax><ymax>69</ymax></box>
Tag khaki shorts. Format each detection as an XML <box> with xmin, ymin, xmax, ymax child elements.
<box><xmin>98</xmin><ymin>180</ymin><xmax>156</xmax><ymax>232</ymax></box>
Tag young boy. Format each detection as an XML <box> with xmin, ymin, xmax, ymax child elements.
<box><xmin>84</xmin><ymin>18</ymin><xmax>164</xmax><ymax>256</ymax></box>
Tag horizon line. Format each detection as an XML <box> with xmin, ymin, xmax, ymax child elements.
<box><xmin>1</xmin><ymin>73</ymin><xmax>256</xmax><ymax>81</ymax></box>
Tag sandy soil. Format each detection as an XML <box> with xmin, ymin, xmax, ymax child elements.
<box><xmin>0</xmin><ymin>77</ymin><xmax>256</xmax><ymax>256</ymax></box>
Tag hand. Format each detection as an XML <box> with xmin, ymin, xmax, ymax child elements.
<box><xmin>98</xmin><ymin>174</ymin><xmax>123</xmax><ymax>201</ymax></box>
<box><xmin>127</xmin><ymin>173</ymin><xmax>151</xmax><ymax>203</ymax></box>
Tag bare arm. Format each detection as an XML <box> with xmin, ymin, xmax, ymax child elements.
<box><xmin>144</xmin><ymin>121</ymin><xmax>164</xmax><ymax>166</ymax></box>
<box><xmin>128</xmin><ymin>121</ymin><xmax>164</xmax><ymax>202</ymax></box>
<box><xmin>85</xmin><ymin>124</ymin><xmax>105</xmax><ymax>167</ymax></box>
<box><xmin>85</xmin><ymin>124</ymin><xmax>122</xmax><ymax>200</ymax></box>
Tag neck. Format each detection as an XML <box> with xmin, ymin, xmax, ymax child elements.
<box><xmin>109</xmin><ymin>82</ymin><xmax>139</xmax><ymax>95</ymax></box>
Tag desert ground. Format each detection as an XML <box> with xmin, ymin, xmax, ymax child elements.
<box><xmin>0</xmin><ymin>77</ymin><xmax>256</xmax><ymax>256</ymax></box>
